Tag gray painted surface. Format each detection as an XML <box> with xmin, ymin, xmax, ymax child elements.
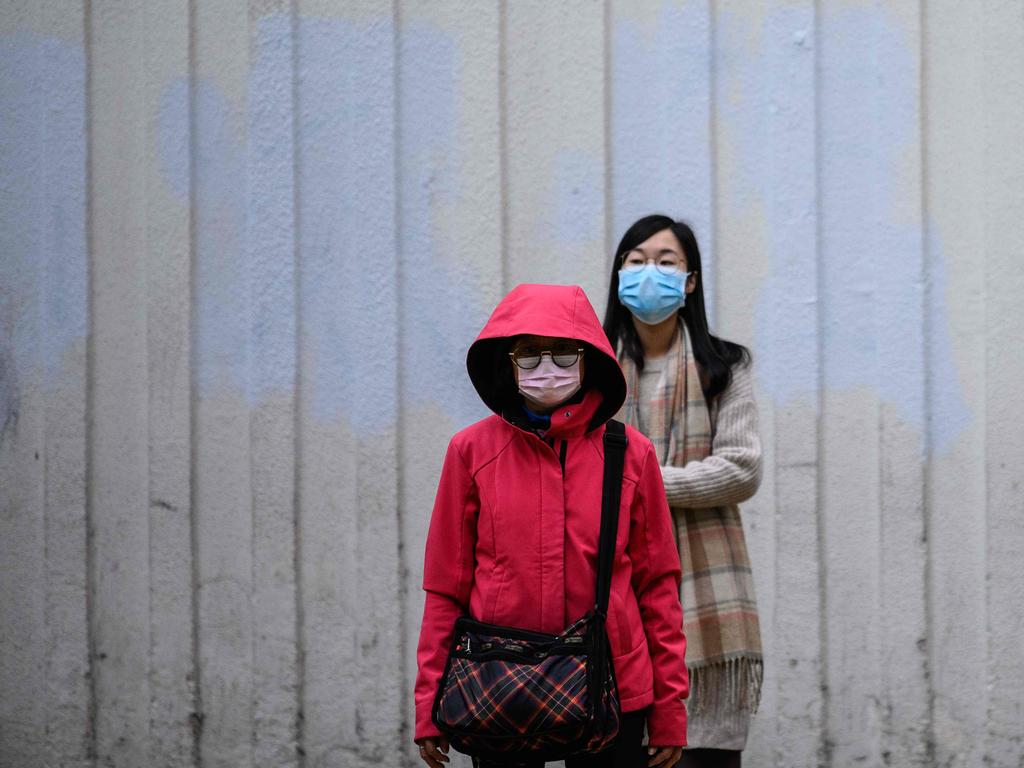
<box><xmin>1</xmin><ymin>1</ymin><xmax>1022</xmax><ymax>766</ymax></box>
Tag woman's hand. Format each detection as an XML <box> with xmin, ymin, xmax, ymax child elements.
<box><xmin>648</xmin><ymin>744</ymin><xmax>683</xmax><ymax>767</ymax></box>
<box><xmin>416</xmin><ymin>736</ymin><xmax>450</xmax><ymax>767</ymax></box>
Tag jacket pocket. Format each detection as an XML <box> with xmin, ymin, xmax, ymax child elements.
<box><xmin>607</xmin><ymin>589</ymin><xmax>633</xmax><ymax>657</ymax></box>
<box><xmin>485</xmin><ymin>564</ymin><xmax>507</xmax><ymax>624</ymax></box>
<box><xmin>622</xmin><ymin>588</ymin><xmax>645</xmax><ymax>653</ymax></box>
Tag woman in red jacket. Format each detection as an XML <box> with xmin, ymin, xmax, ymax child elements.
<box><xmin>414</xmin><ymin>283</ymin><xmax>689</xmax><ymax>768</ymax></box>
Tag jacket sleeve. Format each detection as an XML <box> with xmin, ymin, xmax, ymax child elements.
<box><xmin>630</xmin><ymin>440</ymin><xmax>689</xmax><ymax>746</ymax></box>
<box><xmin>660</xmin><ymin>362</ymin><xmax>762</xmax><ymax>509</ymax></box>
<box><xmin>413</xmin><ymin>437</ymin><xmax>479</xmax><ymax>742</ymax></box>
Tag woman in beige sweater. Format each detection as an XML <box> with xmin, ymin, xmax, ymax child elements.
<box><xmin>602</xmin><ymin>215</ymin><xmax>763</xmax><ymax>768</ymax></box>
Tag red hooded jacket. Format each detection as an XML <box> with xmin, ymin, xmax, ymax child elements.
<box><xmin>414</xmin><ymin>284</ymin><xmax>689</xmax><ymax>746</ymax></box>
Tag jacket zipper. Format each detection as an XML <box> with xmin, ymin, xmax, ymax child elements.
<box><xmin>534</xmin><ymin>434</ymin><xmax>567</xmax><ymax>476</ymax></box>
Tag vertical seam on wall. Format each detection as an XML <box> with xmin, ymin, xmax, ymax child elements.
<box><xmin>918</xmin><ymin>0</ymin><xmax>936</xmax><ymax>763</ymax></box>
<box><xmin>289</xmin><ymin>0</ymin><xmax>306</xmax><ymax>764</ymax></box>
<box><xmin>142</xmin><ymin>2</ymin><xmax>156</xmax><ymax>759</ymax></box>
<box><xmin>978</xmin><ymin>4</ymin><xmax>991</xmax><ymax>759</ymax></box>
<box><xmin>246</xmin><ymin>17</ymin><xmax>257</xmax><ymax>763</ymax></box>
<box><xmin>602</xmin><ymin>0</ymin><xmax>613</xmax><ymax>260</ymax></box>
<box><xmin>391</xmin><ymin>0</ymin><xmax>411</xmax><ymax>762</ymax></box>
<box><xmin>244</xmin><ymin>14</ymin><xmax>256</xmax><ymax>763</ymax></box>
<box><xmin>40</xmin><ymin>0</ymin><xmax>51</xmax><ymax>747</ymax></box>
<box><xmin>812</xmin><ymin>0</ymin><xmax>831</xmax><ymax>765</ymax></box>
<box><xmin>871</xmin><ymin>14</ymin><xmax>884</xmax><ymax>763</ymax></box>
<box><xmin>707</xmin><ymin>0</ymin><xmax>719</xmax><ymax>330</ymax></box>
<box><xmin>498</xmin><ymin>0</ymin><xmax>509</xmax><ymax>293</ymax></box>
<box><xmin>187</xmin><ymin>0</ymin><xmax>203</xmax><ymax>763</ymax></box>
<box><xmin>872</xmin><ymin>37</ymin><xmax>884</xmax><ymax>748</ymax></box>
<box><xmin>39</xmin><ymin>0</ymin><xmax>54</xmax><ymax>756</ymax></box>
<box><xmin>763</xmin><ymin>5</ymin><xmax>783</xmax><ymax>753</ymax></box>
<box><xmin>771</xmin><ymin>412</ymin><xmax>780</xmax><ymax>768</ymax></box>
<box><xmin>83</xmin><ymin>0</ymin><xmax>98</xmax><ymax>761</ymax></box>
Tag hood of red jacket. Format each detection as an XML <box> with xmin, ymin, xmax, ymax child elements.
<box><xmin>467</xmin><ymin>284</ymin><xmax>626</xmax><ymax>430</ymax></box>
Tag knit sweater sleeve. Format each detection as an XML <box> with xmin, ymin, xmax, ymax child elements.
<box><xmin>660</xmin><ymin>362</ymin><xmax>762</xmax><ymax>509</ymax></box>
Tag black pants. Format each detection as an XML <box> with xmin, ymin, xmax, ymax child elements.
<box><xmin>471</xmin><ymin>709</ymin><xmax>649</xmax><ymax>768</ymax></box>
<box><xmin>677</xmin><ymin>748</ymin><xmax>741</xmax><ymax>768</ymax></box>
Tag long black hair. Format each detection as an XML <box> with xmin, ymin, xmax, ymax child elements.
<box><xmin>602</xmin><ymin>214</ymin><xmax>750</xmax><ymax>401</ymax></box>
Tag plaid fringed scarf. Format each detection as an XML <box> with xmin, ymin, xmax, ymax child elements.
<box><xmin>617</xmin><ymin>321</ymin><xmax>762</xmax><ymax>731</ymax></box>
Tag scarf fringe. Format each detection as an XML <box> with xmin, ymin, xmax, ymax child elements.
<box><xmin>687</xmin><ymin>656</ymin><xmax>763</xmax><ymax>725</ymax></box>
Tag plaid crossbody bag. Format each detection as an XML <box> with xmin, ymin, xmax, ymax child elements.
<box><xmin>431</xmin><ymin>420</ymin><xmax>628</xmax><ymax>762</ymax></box>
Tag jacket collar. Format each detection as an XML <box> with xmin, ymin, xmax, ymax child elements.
<box><xmin>503</xmin><ymin>388</ymin><xmax>605</xmax><ymax>440</ymax></box>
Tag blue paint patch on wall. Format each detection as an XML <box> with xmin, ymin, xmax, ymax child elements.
<box><xmin>159</xmin><ymin>16</ymin><xmax>298</xmax><ymax>406</ymax></box>
<box><xmin>248</xmin><ymin>13</ymin><xmax>298</xmax><ymax>402</ymax></box>
<box><xmin>554</xmin><ymin>148</ymin><xmax>603</xmax><ymax>249</ymax></box>
<box><xmin>1</xmin><ymin>32</ymin><xmax>87</xmax><ymax>437</ymax></box>
<box><xmin>717</xmin><ymin>6</ymin><xmax>970</xmax><ymax>452</ymax></box>
<box><xmin>549</xmin><ymin>146</ymin><xmax>606</xmax><ymax>293</ymax></box>
<box><xmin>158</xmin><ymin>79</ymin><xmax>191</xmax><ymax>201</ymax></box>
<box><xmin>192</xmin><ymin>76</ymin><xmax>253</xmax><ymax>401</ymax></box>
<box><xmin>611</xmin><ymin>2</ymin><xmax>712</xmax><ymax>231</ymax></box>
<box><xmin>398</xmin><ymin>20</ymin><xmax>492</xmax><ymax>431</ymax></box>
<box><xmin>714</xmin><ymin>3</ymin><xmax>820</xmax><ymax>422</ymax></box>
<box><xmin>612</xmin><ymin>1</ymin><xmax>716</xmax><ymax>322</ymax></box>
<box><xmin>160</xmin><ymin>71</ymin><xmax>262</xmax><ymax>402</ymax></box>
<box><xmin>161</xmin><ymin>15</ymin><xmax>399</xmax><ymax>427</ymax></box>
<box><xmin>156</xmin><ymin>13</ymin><xmax>499</xmax><ymax>434</ymax></box>
<box><xmin>295</xmin><ymin>13</ymin><xmax>399</xmax><ymax>431</ymax></box>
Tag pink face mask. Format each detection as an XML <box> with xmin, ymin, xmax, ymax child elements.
<box><xmin>517</xmin><ymin>356</ymin><xmax>582</xmax><ymax>409</ymax></box>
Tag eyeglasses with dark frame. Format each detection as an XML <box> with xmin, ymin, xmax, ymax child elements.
<box><xmin>619</xmin><ymin>248</ymin><xmax>692</xmax><ymax>276</ymax></box>
<box><xmin>508</xmin><ymin>346</ymin><xmax>585</xmax><ymax>370</ymax></box>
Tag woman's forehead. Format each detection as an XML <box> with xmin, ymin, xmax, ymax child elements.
<box><xmin>634</xmin><ymin>227</ymin><xmax>682</xmax><ymax>252</ymax></box>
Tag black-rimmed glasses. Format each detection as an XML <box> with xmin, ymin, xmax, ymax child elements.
<box><xmin>509</xmin><ymin>347</ymin><xmax>584</xmax><ymax>370</ymax></box>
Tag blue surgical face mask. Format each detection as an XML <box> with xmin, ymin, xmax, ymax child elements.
<box><xmin>617</xmin><ymin>265</ymin><xmax>688</xmax><ymax>325</ymax></box>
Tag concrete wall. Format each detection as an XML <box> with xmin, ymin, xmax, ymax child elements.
<box><xmin>1</xmin><ymin>1</ymin><xmax>1022</xmax><ymax>766</ymax></box>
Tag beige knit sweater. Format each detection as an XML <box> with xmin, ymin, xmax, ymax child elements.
<box><xmin>658</xmin><ymin>361</ymin><xmax>763</xmax><ymax>509</ymax></box>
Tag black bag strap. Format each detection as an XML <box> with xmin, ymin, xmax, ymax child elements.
<box><xmin>594</xmin><ymin>419</ymin><xmax>627</xmax><ymax>619</ymax></box>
